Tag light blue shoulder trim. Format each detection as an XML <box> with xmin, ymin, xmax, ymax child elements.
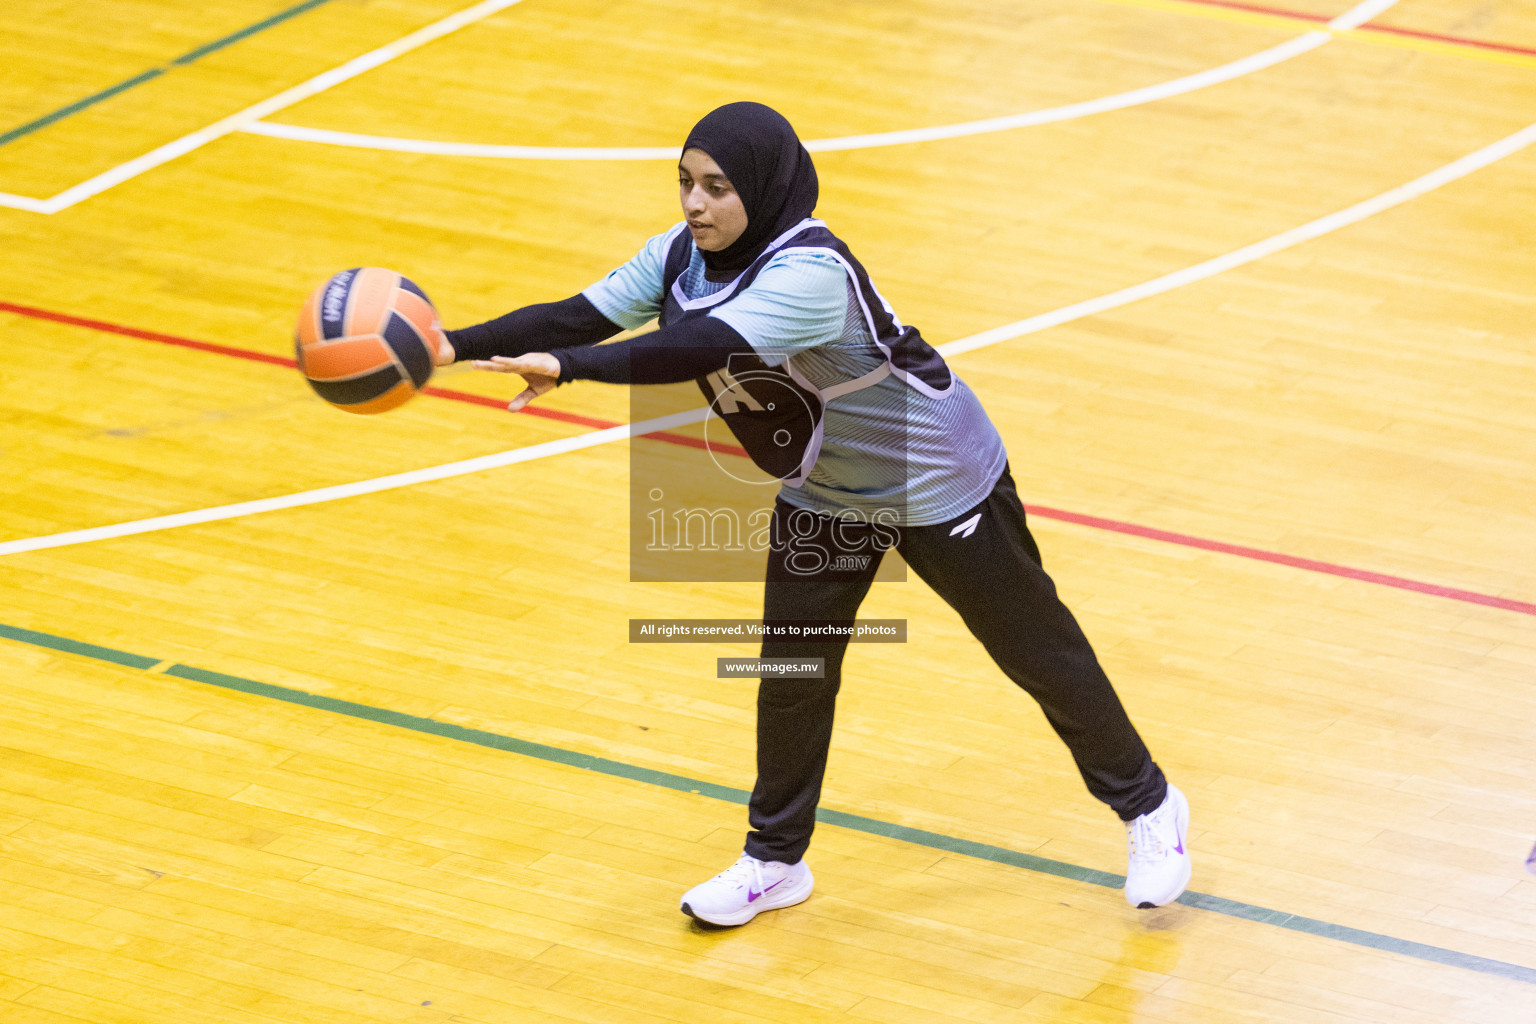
<box><xmin>667</xmin><ymin>218</ymin><xmax>827</xmax><ymax>312</ymax></box>
<box><xmin>582</xmin><ymin>221</ymin><xmax>691</xmax><ymax>329</ymax></box>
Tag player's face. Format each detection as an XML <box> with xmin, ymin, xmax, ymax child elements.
<box><xmin>679</xmin><ymin>149</ymin><xmax>748</xmax><ymax>251</ymax></box>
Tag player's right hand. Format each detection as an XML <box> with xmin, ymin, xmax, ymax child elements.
<box><xmin>473</xmin><ymin>353</ymin><xmax>560</xmax><ymax>412</ymax></box>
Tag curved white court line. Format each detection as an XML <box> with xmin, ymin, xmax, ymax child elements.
<box><xmin>245</xmin><ymin>37</ymin><xmax>1326</xmax><ymax>159</ymax></box>
<box><xmin>0</xmin><ymin>0</ymin><xmax>530</xmax><ymax>215</ymax></box>
<box><xmin>241</xmin><ymin>0</ymin><xmax>1397</xmax><ymax>160</ymax></box>
<box><xmin>4</xmin><ymin>110</ymin><xmax>1533</xmax><ymax>558</ymax></box>
<box><xmin>0</xmin><ymin>0</ymin><xmax>1395</xmax><ymax>212</ymax></box>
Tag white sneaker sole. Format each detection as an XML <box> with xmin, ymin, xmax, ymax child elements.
<box><xmin>681</xmin><ymin>868</ymin><xmax>814</xmax><ymax>927</ymax></box>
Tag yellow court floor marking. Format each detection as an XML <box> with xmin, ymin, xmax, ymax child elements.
<box><xmin>4</xmin><ymin>618</ymin><xmax>1535</xmax><ymax>989</ymax></box>
<box><xmin>10</xmin><ymin>0</ymin><xmax>1531</xmax><ymax>217</ymax></box>
<box><xmin>4</xmin><ymin>2</ymin><xmax>1535</xmax><ymax>1018</ymax></box>
<box><xmin>6</xmin><ymin>113</ymin><xmax>1534</xmax><ymax>557</ymax></box>
<box><xmin>249</xmin><ymin>0</ymin><xmax>1398</xmax><ymax>158</ymax></box>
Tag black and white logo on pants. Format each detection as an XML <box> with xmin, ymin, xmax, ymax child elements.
<box><xmin>949</xmin><ymin>513</ymin><xmax>981</xmax><ymax>539</ymax></box>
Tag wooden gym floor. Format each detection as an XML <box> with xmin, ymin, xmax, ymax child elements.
<box><xmin>2</xmin><ymin>0</ymin><xmax>1535</xmax><ymax>1020</ymax></box>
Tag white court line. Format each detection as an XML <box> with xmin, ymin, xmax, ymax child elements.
<box><xmin>245</xmin><ymin>36</ymin><xmax>1327</xmax><ymax>159</ymax></box>
<box><xmin>940</xmin><ymin>119</ymin><xmax>1536</xmax><ymax>356</ymax></box>
<box><xmin>241</xmin><ymin>0</ymin><xmax>1396</xmax><ymax>160</ymax></box>
<box><xmin>0</xmin><ymin>192</ymin><xmax>52</xmax><ymax>214</ymax></box>
<box><xmin>0</xmin><ymin>408</ymin><xmax>710</xmax><ymax>556</ymax></box>
<box><xmin>0</xmin><ymin>0</ymin><xmax>1391</xmax><ymax>212</ymax></box>
<box><xmin>4</xmin><ymin>111</ymin><xmax>1534</xmax><ymax>558</ymax></box>
<box><xmin>0</xmin><ymin>0</ymin><xmax>529</xmax><ymax>215</ymax></box>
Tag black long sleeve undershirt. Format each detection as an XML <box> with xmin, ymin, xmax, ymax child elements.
<box><xmin>445</xmin><ymin>293</ymin><xmax>621</xmax><ymax>362</ymax></box>
<box><xmin>553</xmin><ymin>315</ymin><xmax>755</xmax><ymax>385</ymax></box>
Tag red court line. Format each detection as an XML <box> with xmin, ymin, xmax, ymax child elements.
<box><xmin>1</xmin><ymin>300</ymin><xmax>296</xmax><ymax>367</ymax></box>
<box><xmin>1179</xmin><ymin>0</ymin><xmax>1328</xmax><ymax>24</ymax></box>
<box><xmin>1026</xmin><ymin>505</ymin><xmax>1536</xmax><ymax>616</ymax></box>
<box><xmin>1357</xmin><ymin>22</ymin><xmax>1536</xmax><ymax>58</ymax></box>
<box><xmin>5</xmin><ymin>298</ymin><xmax>1531</xmax><ymax>617</ymax></box>
<box><xmin>0</xmin><ymin>298</ymin><xmax>736</xmax><ymax>448</ymax></box>
<box><xmin>1174</xmin><ymin>0</ymin><xmax>1536</xmax><ymax>58</ymax></box>
<box><xmin>419</xmin><ymin>384</ymin><xmax>745</xmax><ymax>454</ymax></box>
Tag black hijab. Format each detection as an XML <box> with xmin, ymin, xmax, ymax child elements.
<box><xmin>681</xmin><ymin>102</ymin><xmax>819</xmax><ymax>279</ymax></box>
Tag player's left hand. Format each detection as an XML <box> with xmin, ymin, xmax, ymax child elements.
<box><xmin>473</xmin><ymin>353</ymin><xmax>561</xmax><ymax>412</ymax></box>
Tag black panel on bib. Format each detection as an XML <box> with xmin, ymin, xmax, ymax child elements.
<box><xmin>697</xmin><ymin>353</ymin><xmax>823</xmax><ymax>482</ymax></box>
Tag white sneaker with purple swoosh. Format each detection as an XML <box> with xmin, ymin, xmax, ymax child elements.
<box><xmin>681</xmin><ymin>852</ymin><xmax>814</xmax><ymax>926</ymax></box>
<box><xmin>1124</xmin><ymin>783</ymin><xmax>1192</xmax><ymax>908</ymax></box>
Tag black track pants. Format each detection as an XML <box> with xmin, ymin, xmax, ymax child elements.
<box><xmin>744</xmin><ymin>465</ymin><xmax>1167</xmax><ymax>864</ymax></box>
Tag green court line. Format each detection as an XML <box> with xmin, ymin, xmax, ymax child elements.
<box><xmin>0</xmin><ymin>622</ymin><xmax>160</xmax><ymax>670</ymax></box>
<box><xmin>0</xmin><ymin>0</ymin><xmax>337</xmax><ymax>148</ymax></box>
<box><xmin>4</xmin><ymin>619</ymin><xmax>1534</xmax><ymax>988</ymax></box>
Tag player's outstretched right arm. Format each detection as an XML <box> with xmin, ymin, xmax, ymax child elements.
<box><xmin>441</xmin><ymin>223</ymin><xmax>680</xmax><ymax>369</ymax></box>
<box><xmin>440</xmin><ymin>293</ymin><xmax>622</xmax><ymax>365</ymax></box>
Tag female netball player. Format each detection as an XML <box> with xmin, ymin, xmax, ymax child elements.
<box><xmin>440</xmin><ymin>102</ymin><xmax>1191</xmax><ymax>926</ymax></box>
